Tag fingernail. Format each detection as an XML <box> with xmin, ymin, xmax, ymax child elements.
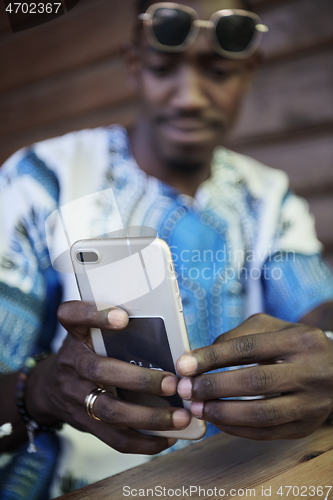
<box><xmin>178</xmin><ymin>377</ymin><xmax>192</xmax><ymax>400</ymax></box>
<box><xmin>167</xmin><ymin>438</ymin><xmax>178</xmax><ymax>447</ymax></box>
<box><xmin>107</xmin><ymin>309</ymin><xmax>128</xmax><ymax>328</ymax></box>
<box><xmin>191</xmin><ymin>402</ymin><xmax>204</xmax><ymax>419</ymax></box>
<box><xmin>178</xmin><ymin>355</ymin><xmax>198</xmax><ymax>375</ymax></box>
<box><xmin>161</xmin><ymin>376</ymin><xmax>177</xmax><ymax>395</ymax></box>
<box><xmin>172</xmin><ymin>409</ymin><xmax>190</xmax><ymax>429</ymax></box>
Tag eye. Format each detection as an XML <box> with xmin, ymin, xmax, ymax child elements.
<box><xmin>202</xmin><ymin>57</ymin><xmax>240</xmax><ymax>82</ymax></box>
<box><xmin>143</xmin><ymin>53</ymin><xmax>177</xmax><ymax>77</ymax></box>
<box><xmin>147</xmin><ymin>62</ymin><xmax>174</xmax><ymax>76</ymax></box>
<box><xmin>208</xmin><ymin>64</ymin><xmax>236</xmax><ymax>81</ymax></box>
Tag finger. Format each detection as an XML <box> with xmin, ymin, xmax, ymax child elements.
<box><xmin>177</xmin><ymin>326</ymin><xmax>302</xmax><ymax>377</ymax></box>
<box><xmin>90</xmin><ymin>425</ymin><xmax>178</xmax><ymax>455</ymax></box>
<box><xmin>178</xmin><ymin>363</ymin><xmax>299</xmax><ymax>401</ymax></box>
<box><xmin>60</xmin><ymin>339</ymin><xmax>179</xmax><ymax>396</ymax></box>
<box><xmin>58</xmin><ymin>370</ymin><xmax>190</xmax><ymax>431</ymax></box>
<box><xmin>219</xmin><ymin>313</ymin><xmax>292</xmax><ymax>342</ymax></box>
<box><xmin>193</xmin><ymin>392</ymin><xmax>330</xmax><ymax>431</ymax></box>
<box><xmin>89</xmin><ymin>391</ymin><xmax>191</xmax><ymax>431</ymax></box>
<box><xmin>57</xmin><ymin>300</ymin><xmax>129</xmax><ymax>339</ymax></box>
<box><xmin>191</xmin><ymin>395</ymin><xmax>299</xmax><ymax>428</ymax></box>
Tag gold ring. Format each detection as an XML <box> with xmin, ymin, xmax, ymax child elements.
<box><xmin>85</xmin><ymin>388</ymin><xmax>106</xmax><ymax>421</ymax></box>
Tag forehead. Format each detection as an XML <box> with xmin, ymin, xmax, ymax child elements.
<box><xmin>144</xmin><ymin>0</ymin><xmax>247</xmax><ymax>18</ymax></box>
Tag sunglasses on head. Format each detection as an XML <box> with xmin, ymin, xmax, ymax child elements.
<box><xmin>139</xmin><ymin>2</ymin><xmax>268</xmax><ymax>59</ymax></box>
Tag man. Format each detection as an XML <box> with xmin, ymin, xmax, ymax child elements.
<box><xmin>1</xmin><ymin>0</ymin><xmax>333</xmax><ymax>497</ymax></box>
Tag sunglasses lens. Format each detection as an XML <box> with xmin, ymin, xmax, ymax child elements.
<box><xmin>215</xmin><ymin>15</ymin><xmax>256</xmax><ymax>53</ymax></box>
<box><xmin>151</xmin><ymin>8</ymin><xmax>192</xmax><ymax>47</ymax></box>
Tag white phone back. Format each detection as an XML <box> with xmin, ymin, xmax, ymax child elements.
<box><xmin>70</xmin><ymin>236</ymin><xmax>206</xmax><ymax>440</ymax></box>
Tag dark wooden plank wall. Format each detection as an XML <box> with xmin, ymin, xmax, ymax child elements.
<box><xmin>0</xmin><ymin>0</ymin><xmax>332</xmax><ymax>266</ymax></box>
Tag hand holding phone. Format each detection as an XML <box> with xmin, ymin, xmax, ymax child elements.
<box><xmin>70</xmin><ymin>236</ymin><xmax>206</xmax><ymax>440</ymax></box>
<box><xmin>54</xmin><ymin>299</ymin><xmax>191</xmax><ymax>454</ymax></box>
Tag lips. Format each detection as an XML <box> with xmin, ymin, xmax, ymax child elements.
<box><xmin>164</xmin><ymin>117</ymin><xmax>213</xmax><ymax>131</ymax></box>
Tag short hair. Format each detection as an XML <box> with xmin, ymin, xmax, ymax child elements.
<box><xmin>136</xmin><ymin>0</ymin><xmax>254</xmax><ymax>15</ymax></box>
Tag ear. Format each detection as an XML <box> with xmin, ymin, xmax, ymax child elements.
<box><xmin>243</xmin><ymin>49</ymin><xmax>263</xmax><ymax>93</ymax></box>
<box><xmin>121</xmin><ymin>42</ymin><xmax>142</xmax><ymax>92</ymax></box>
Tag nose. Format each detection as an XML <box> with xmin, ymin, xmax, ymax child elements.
<box><xmin>171</xmin><ymin>64</ymin><xmax>209</xmax><ymax>113</ymax></box>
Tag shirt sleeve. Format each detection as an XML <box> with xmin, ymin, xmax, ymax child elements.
<box><xmin>0</xmin><ymin>148</ymin><xmax>62</xmax><ymax>373</ymax></box>
<box><xmin>262</xmin><ymin>191</ymin><xmax>333</xmax><ymax>322</ymax></box>
<box><xmin>262</xmin><ymin>253</ymin><xmax>333</xmax><ymax>322</ymax></box>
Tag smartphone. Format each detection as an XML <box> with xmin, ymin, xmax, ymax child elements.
<box><xmin>70</xmin><ymin>235</ymin><xmax>206</xmax><ymax>440</ymax></box>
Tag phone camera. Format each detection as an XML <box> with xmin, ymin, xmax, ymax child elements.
<box><xmin>75</xmin><ymin>251</ymin><xmax>99</xmax><ymax>263</ymax></box>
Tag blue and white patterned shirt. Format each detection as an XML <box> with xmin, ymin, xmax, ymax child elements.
<box><xmin>1</xmin><ymin>125</ymin><xmax>333</xmax><ymax>497</ymax></box>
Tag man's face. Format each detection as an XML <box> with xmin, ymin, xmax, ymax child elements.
<box><xmin>130</xmin><ymin>0</ymin><xmax>259</xmax><ymax>169</ymax></box>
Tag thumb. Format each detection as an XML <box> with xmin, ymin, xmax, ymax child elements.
<box><xmin>57</xmin><ymin>301</ymin><xmax>129</xmax><ymax>343</ymax></box>
<box><xmin>176</xmin><ymin>314</ymin><xmax>292</xmax><ymax>376</ymax></box>
<box><xmin>215</xmin><ymin>313</ymin><xmax>293</xmax><ymax>344</ymax></box>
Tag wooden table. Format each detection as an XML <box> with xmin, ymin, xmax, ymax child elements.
<box><xmin>57</xmin><ymin>424</ymin><xmax>333</xmax><ymax>499</ymax></box>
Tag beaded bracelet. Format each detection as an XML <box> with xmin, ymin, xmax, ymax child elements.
<box><xmin>16</xmin><ymin>353</ymin><xmax>63</xmax><ymax>453</ymax></box>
